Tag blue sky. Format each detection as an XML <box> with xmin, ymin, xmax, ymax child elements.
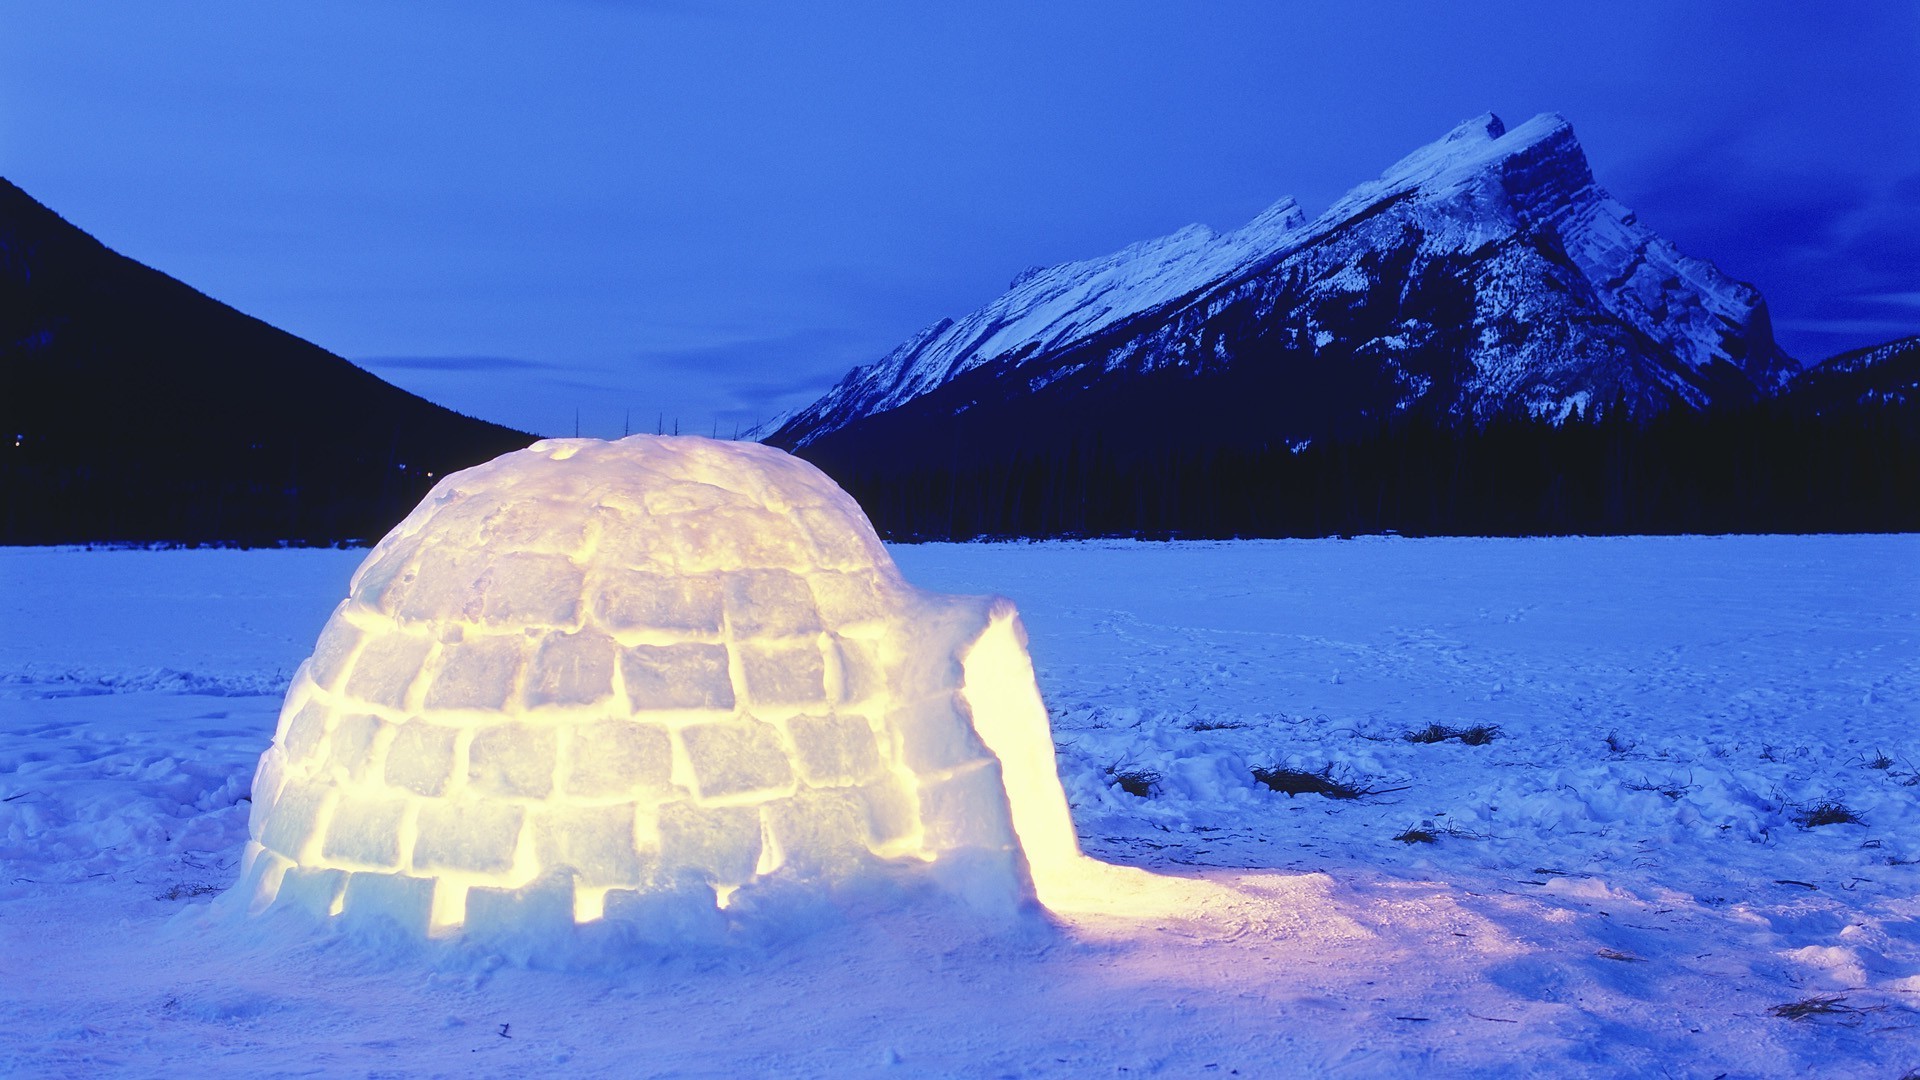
<box><xmin>5</xmin><ymin>1</ymin><xmax>1915</xmax><ymax>437</ymax></box>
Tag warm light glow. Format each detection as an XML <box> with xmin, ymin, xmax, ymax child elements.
<box><xmin>958</xmin><ymin>610</ymin><xmax>1081</xmax><ymax>878</ymax></box>
<box><xmin>960</xmin><ymin>608</ymin><xmax>1230</xmax><ymax>917</ymax></box>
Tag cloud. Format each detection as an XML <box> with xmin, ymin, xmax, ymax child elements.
<box><xmin>625</xmin><ymin>327</ymin><xmax>880</xmax><ymax>418</ymax></box>
<box><xmin>1862</xmin><ymin>292</ymin><xmax>1920</xmax><ymax>310</ymax></box>
<box><xmin>355</xmin><ymin>355</ymin><xmax>557</xmax><ymax>373</ymax></box>
<box><xmin>1773</xmin><ymin>317</ymin><xmax>1920</xmax><ymax>338</ymax></box>
<box><xmin>634</xmin><ymin>328</ymin><xmax>865</xmax><ymax>375</ymax></box>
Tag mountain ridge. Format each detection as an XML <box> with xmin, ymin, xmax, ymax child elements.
<box><xmin>1</xmin><ymin>176</ymin><xmax>534</xmax><ymax>543</ymax></box>
<box><xmin>766</xmin><ymin>112</ymin><xmax>1797</xmax><ymax>452</ymax></box>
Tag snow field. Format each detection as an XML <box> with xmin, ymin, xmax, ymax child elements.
<box><xmin>2</xmin><ymin>535</ymin><xmax>1917</xmax><ymax>1077</ymax></box>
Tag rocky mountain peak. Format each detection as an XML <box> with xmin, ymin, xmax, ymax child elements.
<box><xmin>766</xmin><ymin>111</ymin><xmax>1794</xmax><ymax>450</ymax></box>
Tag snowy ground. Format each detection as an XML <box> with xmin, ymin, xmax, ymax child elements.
<box><xmin>3</xmin><ymin>536</ymin><xmax>1918</xmax><ymax>1077</ymax></box>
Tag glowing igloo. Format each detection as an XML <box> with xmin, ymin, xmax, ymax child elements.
<box><xmin>235</xmin><ymin>435</ymin><xmax>1090</xmax><ymax>949</ymax></box>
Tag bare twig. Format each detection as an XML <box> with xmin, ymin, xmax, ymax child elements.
<box><xmin>1768</xmin><ymin>995</ymin><xmax>1884</xmax><ymax>1023</ymax></box>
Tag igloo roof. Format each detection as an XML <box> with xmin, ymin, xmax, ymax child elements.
<box><xmin>236</xmin><ymin>435</ymin><xmax>1077</xmax><ymax>955</ymax></box>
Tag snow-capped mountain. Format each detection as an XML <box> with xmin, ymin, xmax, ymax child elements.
<box><xmin>766</xmin><ymin>113</ymin><xmax>1796</xmax><ymax>451</ymax></box>
<box><xmin>782</xmin><ymin>196</ymin><xmax>1309</xmax><ymax>433</ymax></box>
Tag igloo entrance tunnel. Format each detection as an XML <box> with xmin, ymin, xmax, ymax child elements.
<box><xmin>237</xmin><ymin>435</ymin><xmax>1111</xmax><ymax>949</ymax></box>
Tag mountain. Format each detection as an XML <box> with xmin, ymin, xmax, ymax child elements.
<box><xmin>0</xmin><ymin>178</ymin><xmax>533</xmax><ymax>544</ymax></box>
<box><xmin>1780</xmin><ymin>334</ymin><xmax>1920</xmax><ymax>414</ymax></box>
<box><xmin>766</xmin><ymin>113</ymin><xmax>1797</xmax><ymax>460</ymax></box>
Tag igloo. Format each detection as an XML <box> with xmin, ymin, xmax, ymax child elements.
<box><xmin>235</xmin><ymin>434</ymin><xmax>1098</xmax><ymax>950</ymax></box>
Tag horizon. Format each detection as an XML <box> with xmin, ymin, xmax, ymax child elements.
<box><xmin>6</xmin><ymin>1</ymin><xmax>1916</xmax><ymax>438</ymax></box>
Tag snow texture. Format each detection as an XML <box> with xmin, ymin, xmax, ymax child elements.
<box><xmin>2</xmin><ymin>535</ymin><xmax>1918</xmax><ymax>1076</ymax></box>
<box><xmin>239</xmin><ymin>435</ymin><xmax>1056</xmax><ymax>951</ymax></box>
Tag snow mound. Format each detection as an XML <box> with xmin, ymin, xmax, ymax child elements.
<box><xmin>232</xmin><ymin>435</ymin><xmax>1086</xmax><ymax>957</ymax></box>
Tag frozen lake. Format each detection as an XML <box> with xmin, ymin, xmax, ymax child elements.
<box><xmin>3</xmin><ymin>535</ymin><xmax>1917</xmax><ymax>1077</ymax></box>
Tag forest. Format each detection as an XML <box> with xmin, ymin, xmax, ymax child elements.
<box><xmin>810</xmin><ymin>395</ymin><xmax>1920</xmax><ymax>541</ymax></box>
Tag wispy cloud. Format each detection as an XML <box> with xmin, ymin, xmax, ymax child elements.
<box><xmin>355</xmin><ymin>355</ymin><xmax>556</xmax><ymax>373</ymax></box>
<box><xmin>1773</xmin><ymin>317</ymin><xmax>1920</xmax><ymax>338</ymax></box>
<box><xmin>1861</xmin><ymin>292</ymin><xmax>1920</xmax><ymax>310</ymax></box>
<box><xmin>626</xmin><ymin>328</ymin><xmax>878</xmax><ymax>417</ymax></box>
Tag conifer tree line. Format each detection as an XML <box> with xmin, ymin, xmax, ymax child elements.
<box><xmin>806</xmin><ymin>397</ymin><xmax>1920</xmax><ymax>541</ymax></box>
<box><xmin>8</xmin><ymin>364</ymin><xmax>1912</xmax><ymax>546</ymax></box>
<box><xmin>0</xmin><ymin>427</ymin><xmax>497</xmax><ymax>547</ymax></box>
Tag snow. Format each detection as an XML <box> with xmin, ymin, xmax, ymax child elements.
<box><xmin>5</xmin><ymin>534</ymin><xmax>1919</xmax><ymax>1076</ymax></box>
<box><xmin>1312</xmin><ymin>112</ymin><xmax>1557</xmax><ymax>228</ymax></box>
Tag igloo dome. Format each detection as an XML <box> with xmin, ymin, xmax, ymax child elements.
<box><xmin>235</xmin><ymin>435</ymin><xmax>1089</xmax><ymax>948</ymax></box>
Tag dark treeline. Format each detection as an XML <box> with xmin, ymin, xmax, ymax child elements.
<box><xmin>813</xmin><ymin>399</ymin><xmax>1920</xmax><ymax>541</ymax></box>
<box><xmin>1</xmin><ymin>435</ymin><xmax>498</xmax><ymax>547</ymax></box>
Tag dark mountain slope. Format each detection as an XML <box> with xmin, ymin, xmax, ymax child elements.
<box><xmin>1783</xmin><ymin>335</ymin><xmax>1920</xmax><ymax>415</ymax></box>
<box><xmin>0</xmin><ymin>178</ymin><xmax>533</xmax><ymax>543</ymax></box>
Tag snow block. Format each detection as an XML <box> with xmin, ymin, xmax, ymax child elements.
<box><xmin>858</xmin><ymin>776</ymin><xmax>921</xmax><ymax>849</ymax></box>
<box><xmin>807</xmin><ymin>571</ymin><xmax>887</xmax><ymax>627</ymax></box>
<box><xmin>343</xmin><ymin>631</ymin><xmax>432</xmax><ymax>709</ymax></box>
<box><xmin>795</xmin><ymin>505</ymin><xmax>884</xmax><ymax>571</ymax></box>
<box><xmin>464</xmin><ymin>873</ymin><xmax>578</xmax><ymax>963</ymax></box>
<box><xmin>656</xmin><ymin>801</ymin><xmax>761</xmax><ymax>886</ymax></box>
<box><xmin>423</xmin><ymin>633</ymin><xmax>526</xmax><ymax>711</ymax></box>
<box><xmin>659</xmin><ymin>505</ymin><xmax>807</xmax><ymax>574</ymax></box>
<box><xmin>271</xmin><ymin>664</ymin><xmax>315</xmax><ymax>742</ymax></box>
<box><xmin>680</xmin><ymin>719</ymin><xmax>795</xmax><ymax>801</ymax></box>
<box><xmin>306</xmin><ymin>612</ymin><xmax>362</xmax><ymax>692</ymax></box>
<box><xmin>321</xmin><ymin>794</ymin><xmax>409</xmax><ymax>869</ymax></box>
<box><xmin>349</xmin><ymin>543</ymin><xmax>415</xmax><ymax>615</ymax></box>
<box><xmin>412</xmin><ymin>800</ymin><xmax>524</xmax><ymax>875</ymax></box>
<box><xmin>247</xmin><ymin>754</ymin><xmax>286</xmax><ymax>837</ymax></box>
<box><xmin>258</xmin><ymin>780</ymin><xmax>332</xmax><ymax>861</ymax></box>
<box><xmin>565</xmin><ymin>719</ymin><xmax>675</xmax><ymax>799</ymax></box>
<box><xmin>467</xmin><ymin>723</ymin><xmax>558</xmax><ymax>799</ymax></box>
<box><xmin>602</xmin><ymin>878</ymin><xmax>729</xmax><ymax>944</ymax></box>
<box><xmin>534</xmin><ymin>804</ymin><xmax>649</xmax><ymax>888</ymax></box>
<box><xmin>723</xmin><ymin>570</ymin><xmax>822</xmax><ymax>637</ymax></box>
<box><xmin>596</xmin><ymin>571</ymin><xmax>724</xmax><ymax>635</ymax></box>
<box><xmin>394</xmin><ymin>546</ymin><xmax>486</xmax><ymax>623</ymax></box>
<box><xmin>786</xmin><ymin>713</ymin><xmax>883</xmax><ymax>787</ymax></box>
<box><xmin>277</xmin><ymin>698</ymin><xmax>332</xmax><ymax>763</ymax></box>
<box><xmin>829</xmin><ymin>636</ymin><xmax>885</xmax><ymax>705</ymax></box>
<box><xmin>480</xmin><ymin>552</ymin><xmax>586</xmax><ymax>626</ymax></box>
<box><xmin>273</xmin><ymin>866</ymin><xmax>348</xmax><ymax>918</ymax></box>
<box><xmin>339</xmin><ymin>871</ymin><xmax>435</xmax><ymax>937</ymax></box>
<box><xmin>324</xmin><ymin>713</ymin><xmax>388</xmax><ymax>783</ymax></box>
<box><xmin>234</xmin><ymin>842</ymin><xmax>292</xmax><ymax>915</ymax></box>
<box><xmin>763</xmin><ymin>789</ymin><xmax>869</xmax><ymax>878</ymax></box>
<box><xmin>525</xmin><ymin>628</ymin><xmax>617</xmax><ymax>708</ymax></box>
<box><xmin>621</xmin><ymin>643</ymin><xmax>733</xmax><ymax>711</ymax></box>
<box><xmin>738</xmin><ymin>639</ymin><xmax>827</xmax><ymax>708</ymax></box>
<box><xmin>475</xmin><ymin>494</ymin><xmax>592</xmax><ymax>554</ymax></box>
<box><xmin>383</xmin><ymin>721</ymin><xmax>458</xmax><ymax>797</ymax></box>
